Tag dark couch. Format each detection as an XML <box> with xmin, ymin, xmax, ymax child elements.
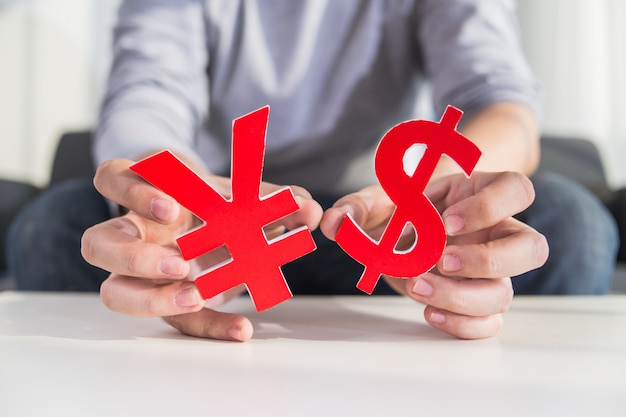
<box><xmin>0</xmin><ymin>132</ymin><xmax>94</xmax><ymax>273</ymax></box>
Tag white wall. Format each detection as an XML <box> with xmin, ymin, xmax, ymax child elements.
<box><xmin>0</xmin><ymin>0</ymin><xmax>119</xmax><ymax>186</ymax></box>
<box><xmin>1</xmin><ymin>1</ymin><xmax>625</xmax><ymax>188</ymax></box>
<box><xmin>518</xmin><ymin>0</ymin><xmax>626</xmax><ymax>188</ymax></box>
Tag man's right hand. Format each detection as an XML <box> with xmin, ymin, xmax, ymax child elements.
<box><xmin>81</xmin><ymin>156</ymin><xmax>322</xmax><ymax>342</ymax></box>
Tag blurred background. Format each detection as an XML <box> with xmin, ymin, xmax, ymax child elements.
<box><xmin>0</xmin><ymin>0</ymin><xmax>625</xmax><ymax>188</ymax></box>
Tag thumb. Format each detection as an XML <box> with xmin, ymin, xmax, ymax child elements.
<box><xmin>320</xmin><ymin>185</ymin><xmax>394</xmax><ymax>240</ymax></box>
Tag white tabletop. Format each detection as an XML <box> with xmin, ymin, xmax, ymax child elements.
<box><xmin>1</xmin><ymin>292</ymin><xmax>625</xmax><ymax>417</ymax></box>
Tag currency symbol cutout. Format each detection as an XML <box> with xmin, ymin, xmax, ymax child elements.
<box><xmin>335</xmin><ymin>106</ymin><xmax>482</xmax><ymax>294</ymax></box>
<box><xmin>130</xmin><ymin>106</ymin><xmax>316</xmax><ymax>311</ymax></box>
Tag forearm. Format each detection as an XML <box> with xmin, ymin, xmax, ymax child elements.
<box><xmin>432</xmin><ymin>102</ymin><xmax>540</xmax><ymax>181</ymax></box>
<box><xmin>93</xmin><ymin>0</ymin><xmax>208</xmax><ymax>168</ymax></box>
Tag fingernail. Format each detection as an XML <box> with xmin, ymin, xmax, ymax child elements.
<box><xmin>227</xmin><ymin>326</ymin><xmax>248</xmax><ymax>342</ymax></box>
<box><xmin>442</xmin><ymin>254</ymin><xmax>462</xmax><ymax>272</ymax></box>
<box><xmin>159</xmin><ymin>256</ymin><xmax>185</xmax><ymax>276</ymax></box>
<box><xmin>335</xmin><ymin>204</ymin><xmax>355</xmax><ymax>219</ymax></box>
<box><xmin>175</xmin><ymin>283</ymin><xmax>201</xmax><ymax>307</ymax></box>
<box><xmin>412</xmin><ymin>278</ymin><xmax>433</xmax><ymax>297</ymax></box>
<box><xmin>292</xmin><ymin>188</ymin><xmax>313</xmax><ymax>201</ymax></box>
<box><xmin>429</xmin><ymin>309</ymin><xmax>446</xmax><ymax>324</ymax></box>
<box><xmin>444</xmin><ymin>214</ymin><xmax>464</xmax><ymax>235</ymax></box>
<box><xmin>151</xmin><ymin>198</ymin><xmax>173</xmax><ymax>222</ymax></box>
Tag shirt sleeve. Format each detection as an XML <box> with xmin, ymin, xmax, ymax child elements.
<box><xmin>415</xmin><ymin>0</ymin><xmax>543</xmax><ymax>122</ymax></box>
<box><xmin>93</xmin><ymin>0</ymin><xmax>209</xmax><ymax>168</ymax></box>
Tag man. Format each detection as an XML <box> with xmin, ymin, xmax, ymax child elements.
<box><xmin>9</xmin><ymin>1</ymin><xmax>617</xmax><ymax>341</ymax></box>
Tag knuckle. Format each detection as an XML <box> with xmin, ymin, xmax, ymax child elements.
<box><xmin>162</xmin><ymin>315</ymin><xmax>184</xmax><ymax>333</ymax></box>
<box><xmin>487</xmin><ymin>314</ymin><xmax>505</xmax><ymax>337</ymax></box>
<box><xmin>347</xmin><ymin>196</ymin><xmax>374</xmax><ymax>228</ymax></box>
<box><xmin>142</xmin><ymin>292</ymin><xmax>161</xmax><ymax>317</ymax></box>
<box><xmin>492</xmin><ymin>314</ymin><xmax>504</xmax><ymax>334</ymax></box>
<box><xmin>455</xmin><ymin>323</ymin><xmax>478</xmax><ymax>340</ymax></box>
<box><xmin>456</xmin><ymin>314</ymin><xmax>504</xmax><ymax>340</ymax></box>
<box><xmin>124</xmin><ymin>180</ymin><xmax>144</xmax><ymax>204</ymax></box>
<box><xmin>507</xmin><ymin>171</ymin><xmax>535</xmax><ymax>205</ymax></box>
<box><xmin>475</xmin><ymin>247</ymin><xmax>500</xmax><ymax>277</ymax></box>
<box><xmin>485</xmin><ymin>252</ymin><xmax>500</xmax><ymax>277</ymax></box>
<box><xmin>93</xmin><ymin>160</ymin><xmax>113</xmax><ymax>191</ymax></box>
<box><xmin>475</xmin><ymin>197</ymin><xmax>500</xmax><ymax>226</ymax></box>
<box><xmin>533</xmin><ymin>232</ymin><xmax>550</xmax><ymax>266</ymax></box>
<box><xmin>448</xmin><ymin>289</ymin><xmax>469</xmax><ymax>311</ymax></box>
<box><xmin>498</xmin><ymin>279</ymin><xmax>514</xmax><ymax>313</ymax></box>
<box><xmin>99</xmin><ymin>278</ymin><xmax>116</xmax><ymax>312</ymax></box>
<box><xmin>519</xmin><ymin>174</ymin><xmax>536</xmax><ymax>204</ymax></box>
<box><xmin>289</xmin><ymin>184</ymin><xmax>312</xmax><ymax>199</ymax></box>
<box><xmin>93</xmin><ymin>166</ymin><xmax>104</xmax><ymax>190</ymax></box>
<box><xmin>80</xmin><ymin>228</ymin><xmax>95</xmax><ymax>263</ymax></box>
<box><xmin>124</xmin><ymin>250</ymin><xmax>144</xmax><ymax>276</ymax></box>
<box><xmin>163</xmin><ymin>313</ymin><xmax>206</xmax><ymax>338</ymax></box>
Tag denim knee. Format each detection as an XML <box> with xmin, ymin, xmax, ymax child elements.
<box><xmin>514</xmin><ymin>172</ymin><xmax>619</xmax><ymax>294</ymax></box>
<box><xmin>6</xmin><ymin>179</ymin><xmax>111</xmax><ymax>291</ymax></box>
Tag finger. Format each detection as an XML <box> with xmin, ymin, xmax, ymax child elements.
<box><xmin>423</xmin><ymin>305</ymin><xmax>504</xmax><ymax>339</ymax></box>
<box><xmin>163</xmin><ymin>308</ymin><xmax>254</xmax><ymax>342</ymax></box>
<box><xmin>384</xmin><ymin>273</ymin><xmax>508</xmax><ymax>339</ymax></box>
<box><xmin>401</xmin><ymin>272</ymin><xmax>514</xmax><ymax>317</ymax></box>
<box><xmin>94</xmin><ymin>158</ymin><xmax>180</xmax><ymax>224</ymax></box>
<box><xmin>265</xmin><ymin>185</ymin><xmax>323</xmax><ymax>232</ymax></box>
<box><xmin>320</xmin><ymin>185</ymin><xmax>394</xmax><ymax>240</ymax></box>
<box><xmin>81</xmin><ymin>217</ymin><xmax>190</xmax><ymax>279</ymax></box>
<box><xmin>100</xmin><ymin>275</ymin><xmax>205</xmax><ymax>317</ymax></box>
<box><xmin>438</xmin><ymin>220</ymin><xmax>549</xmax><ymax>278</ymax></box>
<box><xmin>439</xmin><ymin>171</ymin><xmax>535</xmax><ymax>236</ymax></box>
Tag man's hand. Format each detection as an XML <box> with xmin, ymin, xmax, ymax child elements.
<box><xmin>81</xmin><ymin>156</ymin><xmax>322</xmax><ymax>342</ymax></box>
<box><xmin>321</xmin><ymin>171</ymin><xmax>549</xmax><ymax>339</ymax></box>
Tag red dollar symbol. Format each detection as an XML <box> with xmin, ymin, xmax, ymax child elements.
<box><xmin>335</xmin><ymin>106</ymin><xmax>482</xmax><ymax>294</ymax></box>
<box><xmin>130</xmin><ymin>107</ymin><xmax>316</xmax><ymax>311</ymax></box>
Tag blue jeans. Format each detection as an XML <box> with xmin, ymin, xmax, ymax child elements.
<box><xmin>6</xmin><ymin>179</ymin><xmax>111</xmax><ymax>291</ymax></box>
<box><xmin>6</xmin><ymin>172</ymin><xmax>619</xmax><ymax>294</ymax></box>
<box><xmin>513</xmin><ymin>172</ymin><xmax>619</xmax><ymax>294</ymax></box>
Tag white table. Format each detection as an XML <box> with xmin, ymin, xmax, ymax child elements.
<box><xmin>1</xmin><ymin>292</ymin><xmax>625</xmax><ymax>417</ymax></box>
